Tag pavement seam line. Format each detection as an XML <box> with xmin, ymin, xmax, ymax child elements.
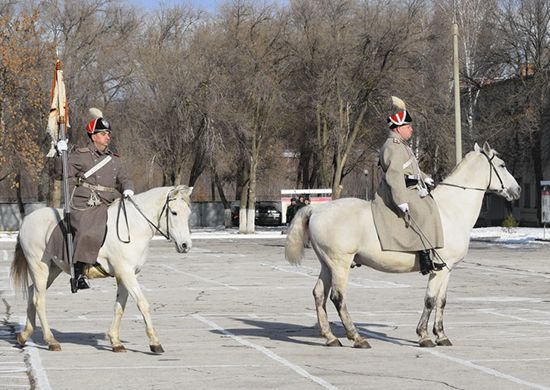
<box><xmin>191</xmin><ymin>313</ymin><xmax>339</xmax><ymax>390</ymax></box>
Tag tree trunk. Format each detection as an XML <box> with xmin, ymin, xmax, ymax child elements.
<box><xmin>246</xmin><ymin>154</ymin><xmax>258</xmax><ymax>234</ymax></box>
<box><xmin>14</xmin><ymin>173</ymin><xmax>25</xmax><ymax>221</ymax></box>
<box><xmin>189</xmin><ymin>149</ymin><xmax>206</xmax><ymax>187</ymax></box>
<box><xmin>330</xmin><ymin>100</ymin><xmax>369</xmax><ymax>199</ymax></box>
<box><xmin>316</xmin><ymin>106</ymin><xmax>331</xmax><ymax>188</ymax></box>
<box><xmin>214</xmin><ymin>172</ymin><xmax>232</xmax><ymax>227</ymax></box>
<box><xmin>238</xmin><ymin>167</ymin><xmax>252</xmax><ymax>234</ymax></box>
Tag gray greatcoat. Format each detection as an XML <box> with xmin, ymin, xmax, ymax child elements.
<box><xmin>372</xmin><ymin>131</ymin><xmax>444</xmax><ymax>251</ymax></box>
<box><xmin>44</xmin><ymin>143</ymin><xmax>134</xmax><ymax>264</ymax></box>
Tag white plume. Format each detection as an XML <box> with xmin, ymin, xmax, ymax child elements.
<box><xmin>89</xmin><ymin>107</ymin><xmax>103</xmax><ymax>119</ymax></box>
<box><xmin>391</xmin><ymin>96</ymin><xmax>406</xmax><ymax>111</ymax></box>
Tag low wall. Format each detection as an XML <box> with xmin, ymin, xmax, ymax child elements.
<box><xmin>0</xmin><ymin>202</ymin><xmax>47</xmax><ymax>231</ymax></box>
<box><xmin>190</xmin><ymin>202</ymin><xmax>226</xmax><ymax>227</ymax></box>
<box><xmin>0</xmin><ymin>201</ymin><xmax>228</xmax><ymax>231</ymax></box>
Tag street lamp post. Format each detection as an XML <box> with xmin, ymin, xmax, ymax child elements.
<box><xmin>364</xmin><ymin>169</ymin><xmax>369</xmax><ymax>200</ymax></box>
<box><xmin>453</xmin><ymin>1</ymin><xmax>462</xmax><ymax>165</ymax></box>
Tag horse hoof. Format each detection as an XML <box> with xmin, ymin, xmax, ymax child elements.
<box><xmin>353</xmin><ymin>340</ymin><xmax>371</xmax><ymax>349</ymax></box>
<box><xmin>326</xmin><ymin>339</ymin><xmax>343</xmax><ymax>347</ymax></box>
<box><xmin>419</xmin><ymin>339</ymin><xmax>436</xmax><ymax>348</ymax></box>
<box><xmin>150</xmin><ymin>344</ymin><xmax>164</xmax><ymax>353</ymax></box>
<box><xmin>16</xmin><ymin>333</ymin><xmax>27</xmax><ymax>347</ymax></box>
<box><xmin>48</xmin><ymin>344</ymin><xmax>62</xmax><ymax>352</ymax></box>
<box><xmin>112</xmin><ymin>345</ymin><xmax>127</xmax><ymax>353</ymax></box>
<box><xmin>437</xmin><ymin>338</ymin><xmax>453</xmax><ymax>347</ymax></box>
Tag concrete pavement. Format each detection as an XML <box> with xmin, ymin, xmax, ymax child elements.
<box><xmin>0</xmin><ymin>234</ymin><xmax>549</xmax><ymax>389</ymax></box>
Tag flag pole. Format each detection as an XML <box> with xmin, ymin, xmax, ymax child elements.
<box><xmin>53</xmin><ymin>60</ymin><xmax>77</xmax><ymax>292</ymax></box>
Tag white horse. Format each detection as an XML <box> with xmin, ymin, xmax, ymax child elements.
<box><xmin>11</xmin><ymin>185</ymin><xmax>193</xmax><ymax>353</ymax></box>
<box><xmin>285</xmin><ymin>143</ymin><xmax>521</xmax><ymax>348</ymax></box>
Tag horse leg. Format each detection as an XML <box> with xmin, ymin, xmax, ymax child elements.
<box><xmin>33</xmin><ymin>262</ymin><xmax>61</xmax><ymax>351</ymax></box>
<box><xmin>416</xmin><ymin>272</ymin><xmax>446</xmax><ymax>348</ymax></box>
<box><xmin>18</xmin><ymin>262</ymin><xmax>62</xmax><ymax>350</ymax></box>
<box><xmin>119</xmin><ymin>270</ymin><xmax>164</xmax><ymax>353</ymax></box>
<box><xmin>108</xmin><ymin>280</ymin><xmax>129</xmax><ymax>352</ymax></box>
<box><xmin>330</xmin><ymin>257</ymin><xmax>370</xmax><ymax>349</ymax></box>
<box><xmin>433</xmin><ymin>270</ymin><xmax>452</xmax><ymax>346</ymax></box>
<box><xmin>313</xmin><ymin>263</ymin><xmax>340</xmax><ymax>346</ymax></box>
<box><xmin>17</xmin><ymin>285</ymin><xmax>36</xmax><ymax>347</ymax></box>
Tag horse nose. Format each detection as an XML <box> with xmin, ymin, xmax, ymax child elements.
<box><xmin>511</xmin><ymin>185</ymin><xmax>521</xmax><ymax>200</ymax></box>
<box><xmin>176</xmin><ymin>241</ymin><xmax>192</xmax><ymax>253</ymax></box>
<box><xmin>506</xmin><ymin>185</ymin><xmax>521</xmax><ymax>201</ymax></box>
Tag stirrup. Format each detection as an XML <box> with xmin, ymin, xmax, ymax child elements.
<box><xmin>418</xmin><ymin>251</ymin><xmax>433</xmax><ymax>275</ymax></box>
<box><xmin>70</xmin><ymin>276</ymin><xmax>90</xmax><ymax>293</ymax></box>
<box><xmin>432</xmin><ymin>261</ymin><xmax>447</xmax><ymax>271</ymax></box>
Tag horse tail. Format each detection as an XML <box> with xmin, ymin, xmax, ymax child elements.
<box><xmin>285</xmin><ymin>206</ymin><xmax>313</xmax><ymax>266</ymax></box>
<box><xmin>10</xmin><ymin>236</ymin><xmax>29</xmax><ymax>299</ymax></box>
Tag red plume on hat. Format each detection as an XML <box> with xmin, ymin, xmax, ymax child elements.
<box><xmin>387</xmin><ymin>96</ymin><xmax>412</xmax><ymax>129</ymax></box>
<box><xmin>86</xmin><ymin>108</ymin><xmax>111</xmax><ymax>134</ymax></box>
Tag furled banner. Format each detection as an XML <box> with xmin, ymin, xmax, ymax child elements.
<box><xmin>46</xmin><ymin>60</ymin><xmax>69</xmax><ymax>157</ymax></box>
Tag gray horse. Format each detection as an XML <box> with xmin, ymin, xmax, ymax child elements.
<box><xmin>11</xmin><ymin>185</ymin><xmax>193</xmax><ymax>353</ymax></box>
<box><xmin>285</xmin><ymin>143</ymin><xmax>521</xmax><ymax>348</ymax></box>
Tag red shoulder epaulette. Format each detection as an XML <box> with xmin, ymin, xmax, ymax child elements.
<box><xmin>112</xmin><ymin>152</ymin><xmax>120</xmax><ymax>157</ymax></box>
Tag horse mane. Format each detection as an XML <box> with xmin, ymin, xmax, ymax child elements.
<box><xmin>107</xmin><ymin>186</ymin><xmax>193</xmax><ymax>214</ymax></box>
<box><xmin>439</xmin><ymin>146</ymin><xmax>494</xmax><ymax>184</ymax></box>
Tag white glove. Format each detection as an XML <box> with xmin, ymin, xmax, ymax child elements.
<box><xmin>56</xmin><ymin>139</ymin><xmax>68</xmax><ymax>152</ymax></box>
<box><xmin>425</xmin><ymin>177</ymin><xmax>434</xmax><ymax>187</ymax></box>
<box><xmin>123</xmin><ymin>189</ymin><xmax>134</xmax><ymax>198</ymax></box>
<box><xmin>397</xmin><ymin>203</ymin><xmax>409</xmax><ymax>213</ymax></box>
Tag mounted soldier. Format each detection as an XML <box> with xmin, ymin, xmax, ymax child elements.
<box><xmin>371</xmin><ymin>97</ymin><xmax>445</xmax><ymax>275</ymax></box>
<box><xmin>46</xmin><ymin>108</ymin><xmax>134</xmax><ymax>292</ymax></box>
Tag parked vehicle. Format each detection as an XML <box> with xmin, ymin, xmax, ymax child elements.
<box><xmin>255</xmin><ymin>204</ymin><xmax>282</xmax><ymax>226</ymax></box>
<box><xmin>231</xmin><ymin>201</ymin><xmax>282</xmax><ymax>226</ymax></box>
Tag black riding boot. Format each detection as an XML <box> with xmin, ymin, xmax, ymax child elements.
<box><xmin>418</xmin><ymin>250</ymin><xmax>434</xmax><ymax>275</ymax></box>
<box><xmin>70</xmin><ymin>262</ymin><xmax>90</xmax><ymax>293</ymax></box>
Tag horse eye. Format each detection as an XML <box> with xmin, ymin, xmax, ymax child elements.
<box><xmin>171</xmin><ymin>210</ymin><xmax>178</xmax><ymax>216</ymax></box>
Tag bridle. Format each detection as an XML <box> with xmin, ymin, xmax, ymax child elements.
<box><xmin>117</xmin><ymin>190</ymin><xmax>183</xmax><ymax>243</ymax></box>
<box><xmin>438</xmin><ymin>151</ymin><xmax>505</xmax><ymax>194</ymax></box>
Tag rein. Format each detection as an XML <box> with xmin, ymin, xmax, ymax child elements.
<box><xmin>116</xmin><ymin>192</ymin><xmax>177</xmax><ymax>243</ymax></box>
<box><xmin>437</xmin><ymin>151</ymin><xmax>505</xmax><ymax>193</ymax></box>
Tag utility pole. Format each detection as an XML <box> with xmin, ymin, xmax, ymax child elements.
<box><xmin>453</xmin><ymin>1</ymin><xmax>462</xmax><ymax>165</ymax></box>
<box><xmin>364</xmin><ymin>169</ymin><xmax>369</xmax><ymax>200</ymax></box>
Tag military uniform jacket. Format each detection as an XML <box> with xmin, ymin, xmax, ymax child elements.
<box><xmin>44</xmin><ymin>143</ymin><xmax>134</xmax><ymax>264</ymax></box>
<box><xmin>68</xmin><ymin>144</ymin><xmax>134</xmax><ymax>209</ymax></box>
<box><xmin>371</xmin><ymin>131</ymin><xmax>444</xmax><ymax>251</ymax></box>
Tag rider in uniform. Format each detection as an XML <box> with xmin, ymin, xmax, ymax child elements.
<box><xmin>372</xmin><ymin>98</ymin><xmax>445</xmax><ymax>275</ymax></box>
<box><xmin>55</xmin><ymin>108</ymin><xmax>134</xmax><ymax>292</ymax></box>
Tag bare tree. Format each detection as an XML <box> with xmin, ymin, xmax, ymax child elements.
<box><xmin>127</xmin><ymin>4</ymin><xmax>202</xmax><ymax>185</ymax></box>
<box><xmin>213</xmin><ymin>0</ymin><xmax>287</xmax><ymax>233</ymax></box>
<box><xmin>493</xmin><ymin>0</ymin><xmax>550</xmax><ymax>221</ymax></box>
<box><xmin>39</xmin><ymin>0</ymin><xmax>141</xmax><ymax>142</ymax></box>
<box><xmin>283</xmin><ymin>0</ymin><xmax>428</xmax><ymax>198</ymax></box>
<box><xmin>0</xmin><ymin>6</ymin><xmax>54</xmax><ymax>214</ymax></box>
<box><xmin>439</xmin><ymin>0</ymin><xmax>503</xmax><ymax>146</ymax></box>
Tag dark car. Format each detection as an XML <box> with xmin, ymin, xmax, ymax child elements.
<box><xmin>255</xmin><ymin>204</ymin><xmax>282</xmax><ymax>226</ymax></box>
<box><xmin>231</xmin><ymin>202</ymin><xmax>282</xmax><ymax>226</ymax></box>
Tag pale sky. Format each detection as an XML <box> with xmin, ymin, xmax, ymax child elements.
<box><xmin>128</xmin><ymin>0</ymin><xmax>225</xmax><ymax>13</ymax></box>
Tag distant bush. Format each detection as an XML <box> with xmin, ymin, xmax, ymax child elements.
<box><xmin>501</xmin><ymin>214</ymin><xmax>519</xmax><ymax>232</ymax></box>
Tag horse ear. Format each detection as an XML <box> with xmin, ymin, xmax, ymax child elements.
<box><xmin>482</xmin><ymin>141</ymin><xmax>493</xmax><ymax>156</ymax></box>
<box><xmin>474</xmin><ymin>142</ymin><xmax>480</xmax><ymax>152</ymax></box>
<box><xmin>174</xmin><ymin>185</ymin><xmax>193</xmax><ymax>196</ymax></box>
